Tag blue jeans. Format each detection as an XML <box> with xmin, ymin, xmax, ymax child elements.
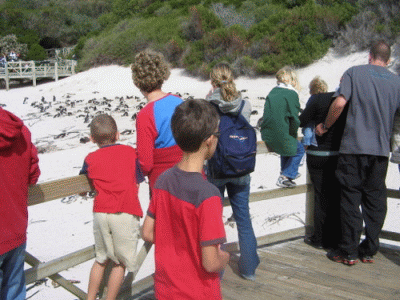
<box><xmin>0</xmin><ymin>243</ymin><xmax>26</xmax><ymax>300</ymax></box>
<box><xmin>281</xmin><ymin>141</ymin><xmax>305</xmax><ymax>179</ymax></box>
<box><xmin>208</xmin><ymin>175</ymin><xmax>260</xmax><ymax>276</ymax></box>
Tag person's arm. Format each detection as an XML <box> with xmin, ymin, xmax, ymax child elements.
<box><xmin>299</xmin><ymin>95</ymin><xmax>317</xmax><ymax>127</ymax></box>
<box><xmin>390</xmin><ymin>109</ymin><xmax>400</xmax><ymax>164</ymax></box>
<box><xmin>141</xmin><ymin>215</ymin><xmax>155</xmax><ymax>243</ymax></box>
<box><xmin>29</xmin><ymin>141</ymin><xmax>40</xmax><ymax>185</ymax></box>
<box><xmin>316</xmin><ymin>95</ymin><xmax>347</xmax><ymax>136</ymax></box>
<box><xmin>136</xmin><ymin>108</ymin><xmax>158</xmax><ymax>175</ymax></box>
<box><xmin>201</xmin><ymin>244</ymin><xmax>230</xmax><ymax>273</ymax></box>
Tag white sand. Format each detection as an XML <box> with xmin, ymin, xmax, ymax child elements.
<box><xmin>1</xmin><ymin>49</ymin><xmax>399</xmax><ymax>299</ymax></box>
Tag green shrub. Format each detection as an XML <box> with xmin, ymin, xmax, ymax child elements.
<box><xmin>180</xmin><ymin>5</ymin><xmax>222</xmax><ymax>41</ymax></box>
<box><xmin>78</xmin><ymin>14</ymin><xmax>181</xmax><ymax>70</ymax></box>
<box><xmin>26</xmin><ymin>43</ymin><xmax>47</xmax><ymax>61</ymax></box>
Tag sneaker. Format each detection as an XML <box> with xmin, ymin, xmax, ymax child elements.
<box><xmin>327</xmin><ymin>250</ymin><xmax>358</xmax><ymax>266</ymax></box>
<box><xmin>240</xmin><ymin>273</ymin><xmax>256</xmax><ymax>281</ymax></box>
<box><xmin>304</xmin><ymin>236</ymin><xmax>323</xmax><ymax>249</ymax></box>
<box><xmin>360</xmin><ymin>255</ymin><xmax>374</xmax><ymax>263</ymax></box>
<box><xmin>276</xmin><ymin>175</ymin><xmax>296</xmax><ymax>188</ymax></box>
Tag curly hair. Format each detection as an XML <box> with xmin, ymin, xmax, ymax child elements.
<box><xmin>131</xmin><ymin>49</ymin><xmax>171</xmax><ymax>93</ymax></box>
<box><xmin>309</xmin><ymin>76</ymin><xmax>328</xmax><ymax>95</ymax></box>
<box><xmin>276</xmin><ymin>66</ymin><xmax>300</xmax><ymax>91</ymax></box>
<box><xmin>210</xmin><ymin>62</ymin><xmax>239</xmax><ymax>102</ymax></box>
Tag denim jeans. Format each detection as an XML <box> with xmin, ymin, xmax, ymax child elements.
<box><xmin>281</xmin><ymin>140</ymin><xmax>305</xmax><ymax>179</ymax></box>
<box><xmin>208</xmin><ymin>174</ymin><xmax>260</xmax><ymax>276</ymax></box>
<box><xmin>0</xmin><ymin>243</ymin><xmax>26</xmax><ymax>300</ymax></box>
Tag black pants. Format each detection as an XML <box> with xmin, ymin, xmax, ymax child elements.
<box><xmin>307</xmin><ymin>154</ymin><xmax>341</xmax><ymax>248</ymax></box>
<box><xmin>335</xmin><ymin>154</ymin><xmax>388</xmax><ymax>257</ymax></box>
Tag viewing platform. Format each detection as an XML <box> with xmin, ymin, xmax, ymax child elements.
<box><xmin>26</xmin><ymin>142</ymin><xmax>400</xmax><ymax>299</ymax></box>
<box><xmin>0</xmin><ymin>59</ymin><xmax>77</xmax><ymax>90</ymax></box>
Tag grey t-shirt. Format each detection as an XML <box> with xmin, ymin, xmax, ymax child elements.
<box><xmin>334</xmin><ymin>64</ymin><xmax>400</xmax><ymax>157</ymax></box>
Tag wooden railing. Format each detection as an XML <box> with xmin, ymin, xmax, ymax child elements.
<box><xmin>26</xmin><ymin>142</ymin><xmax>400</xmax><ymax>299</ymax></box>
<box><xmin>0</xmin><ymin>59</ymin><xmax>76</xmax><ymax>90</ymax></box>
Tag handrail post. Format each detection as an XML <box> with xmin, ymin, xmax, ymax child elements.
<box><xmin>55</xmin><ymin>60</ymin><xmax>58</xmax><ymax>81</ymax></box>
<box><xmin>32</xmin><ymin>61</ymin><xmax>36</xmax><ymax>87</ymax></box>
<box><xmin>5</xmin><ymin>62</ymin><xmax>9</xmax><ymax>90</ymax></box>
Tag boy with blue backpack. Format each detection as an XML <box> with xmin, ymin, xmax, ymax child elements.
<box><xmin>205</xmin><ymin>63</ymin><xmax>259</xmax><ymax>280</ymax></box>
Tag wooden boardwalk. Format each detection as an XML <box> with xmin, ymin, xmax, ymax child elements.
<box><xmin>0</xmin><ymin>59</ymin><xmax>76</xmax><ymax>90</ymax></box>
<box><xmin>129</xmin><ymin>238</ymin><xmax>400</xmax><ymax>300</ymax></box>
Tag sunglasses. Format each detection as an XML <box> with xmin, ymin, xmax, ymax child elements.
<box><xmin>204</xmin><ymin>131</ymin><xmax>220</xmax><ymax>140</ymax></box>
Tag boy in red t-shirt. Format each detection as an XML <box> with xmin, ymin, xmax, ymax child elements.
<box><xmin>142</xmin><ymin>99</ymin><xmax>230</xmax><ymax>299</ymax></box>
<box><xmin>79</xmin><ymin>114</ymin><xmax>144</xmax><ymax>300</ymax></box>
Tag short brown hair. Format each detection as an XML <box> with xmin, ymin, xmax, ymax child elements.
<box><xmin>370</xmin><ymin>40</ymin><xmax>391</xmax><ymax>63</ymax></box>
<box><xmin>309</xmin><ymin>76</ymin><xmax>328</xmax><ymax>95</ymax></box>
<box><xmin>171</xmin><ymin>99</ymin><xmax>219</xmax><ymax>153</ymax></box>
<box><xmin>131</xmin><ymin>49</ymin><xmax>171</xmax><ymax>93</ymax></box>
<box><xmin>90</xmin><ymin>114</ymin><xmax>118</xmax><ymax>145</ymax></box>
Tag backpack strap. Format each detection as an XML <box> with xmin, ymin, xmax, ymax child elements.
<box><xmin>237</xmin><ymin>100</ymin><xmax>245</xmax><ymax>115</ymax></box>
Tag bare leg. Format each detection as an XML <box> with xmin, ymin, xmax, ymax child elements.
<box><xmin>105</xmin><ymin>263</ymin><xmax>125</xmax><ymax>300</ymax></box>
<box><xmin>87</xmin><ymin>260</ymin><xmax>107</xmax><ymax>300</ymax></box>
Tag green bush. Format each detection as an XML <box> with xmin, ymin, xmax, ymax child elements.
<box><xmin>180</xmin><ymin>5</ymin><xmax>222</xmax><ymax>41</ymax></box>
<box><xmin>26</xmin><ymin>43</ymin><xmax>47</xmax><ymax>60</ymax></box>
<box><xmin>78</xmin><ymin>14</ymin><xmax>181</xmax><ymax>70</ymax></box>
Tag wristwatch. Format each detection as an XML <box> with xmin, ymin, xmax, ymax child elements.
<box><xmin>322</xmin><ymin>123</ymin><xmax>330</xmax><ymax>130</ymax></box>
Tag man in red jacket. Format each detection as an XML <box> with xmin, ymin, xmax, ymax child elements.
<box><xmin>0</xmin><ymin>107</ymin><xmax>40</xmax><ymax>300</ymax></box>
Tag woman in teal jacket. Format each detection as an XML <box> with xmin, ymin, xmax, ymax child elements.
<box><xmin>261</xmin><ymin>66</ymin><xmax>304</xmax><ymax>188</ymax></box>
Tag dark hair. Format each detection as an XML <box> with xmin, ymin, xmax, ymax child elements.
<box><xmin>370</xmin><ymin>40</ymin><xmax>391</xmax><ymax>63</ymax></box>
<box><xmin>90</xmin><ymin>114</ymin><xmax>118</xmax><ymax>145</ymax></box>
<box><xmin>171</xmin><ymin>99</ymin><xmax>219</xmax><ymax>153</ymax></box>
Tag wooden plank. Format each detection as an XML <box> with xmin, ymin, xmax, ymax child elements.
<box><xmin>28</xmin><ymin>175</ymin><xmax>93</xmax><ymax>206</ymax></box>
<box><xmin>255</xmin><ymin>240</ymin><xmax>400</xmax><ymax>299</ymax></box>
<box><xmin>25</xmin><ymin>245</ymin><xmax>95</xmax><ymax>284</ymax></box>
<box><xmin>223</xmin><ymin>184</ymin><xmax>311</xmax><ymax>207</ymax></box>
<box><xmin>381</xmin><ymin>230</ymin><xmax>400</xmax><ymax>242</ymax></box>
<box><xmin>25</xmin><ymin>252</ymin><xmax>87</xmax><ymax>300</ymax></box>
<box><xmin>115</xmin><ymin>242</ymin><xmax>153</xmax><ymax>299</ymax></box>
<box><xmin>224</xmin><ymin>227</ymin><xmax>305</xmax><ymax>252</ymax></box>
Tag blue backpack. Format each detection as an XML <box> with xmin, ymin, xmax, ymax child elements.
<box><xmin>208</xmin><ymin>101</ymin><xmax>257</xmax><ymax>178</ymax></box>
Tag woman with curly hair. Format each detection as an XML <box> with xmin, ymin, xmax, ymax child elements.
<box><xmin>131</xmin><ymin>50</ymin><xmax>183</xmax><ymax>191</ymax></box>
<box><xmin>261</xmin><ymin>66</ymin><xmax>304</xmax><ymax>188</ymax></box>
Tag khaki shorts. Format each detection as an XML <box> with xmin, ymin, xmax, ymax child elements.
<box><xmin>93</xmin><ymin>212</ymin><xmax>140</xmax><ymax>272</ymax></box>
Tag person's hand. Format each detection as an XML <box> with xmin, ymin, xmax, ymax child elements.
<box><xmin>315</xmin><ymin>123</ymin><xmax>328</xmax><ymax>136</ymax></box>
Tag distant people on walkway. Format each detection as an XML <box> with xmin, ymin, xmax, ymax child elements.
<box><xmin>131</xmin><ymin>50</ymin><xmax>183</xmax><ymax>192</ymax></box>
<box><xmin>300</xmin><ymin>77</ymin><xmax>348</xmax><ymax>250</ymax></box>
<box><xmin>316</xmin><ymin>40</ymin><xmax>400</xmax><ymax>265</ymax></box>
<box><xmin>205</xmin><ymin>63</ymin><xmax>259</xmax><ymax>280</ymax></box>
<box><xmin>261</xmin><ymin>66</ymin><xmax>304</xmax><ymax>188</ymax></box>
<box><xmin>79</xmin><ymin>114</ymin><xmax>144</xmax><ymax>300</ymax></box>
<box><xmin>8</xmin><ymin>51</ymin><xmax>17</xmax><ymax>62</ymax></box>
<box><xmin>0</xmin><ymin>53</ymin><xmax>6</xmax><ymax>68</ymax></box>
<box><xmin>142</xmin><ymin>99</ymin><xmax>229</xmax><ymax>299</ymax></box>
<box><xmin>0</xmin><ymin>107</ymin><xmax>40</xmax><ymax>300</ymax></box>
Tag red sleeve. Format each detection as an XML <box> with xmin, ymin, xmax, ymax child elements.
<box><xmin>24</xmin><ymin>126</ymin><xmax>40</xmax><ymax>185</ymax></box>
<box><xmin>198</xmin><ymin>196</ymin><xmax>226</xmax><ymax>247</ymax></box>
<box><xmin>136</xmin><ymin>104</ymin><xmax>158</xmax><ymax>175</ymax></box>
